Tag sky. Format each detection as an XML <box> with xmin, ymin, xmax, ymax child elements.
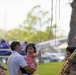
<box><xmin>0</xmin><ymin>0</ymin><xmax>72</xmax><ymax>36</ymax></box>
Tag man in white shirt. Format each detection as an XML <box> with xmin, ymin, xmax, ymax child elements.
<box><xmin>7</xmin><ymin>41</ymin><xmax>33</xmax><ymax>75</ymax></box>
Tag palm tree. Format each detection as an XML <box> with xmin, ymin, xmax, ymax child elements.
<box><xmin>48</xmin><ymin>0</ymin><xmax>76</xmax><ymax>46</ymax></box>
<box><xmin>56</xmin><ymin>0</ymin><xmax>76</xmax><ymax>46</ymax></box>
<box><xmin>68</xmin><ymin>0</ymin><xmax>76</xmax><ymax>46</ymax></box>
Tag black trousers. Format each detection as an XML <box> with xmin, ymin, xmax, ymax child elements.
<box><xmin>20</xmin><ymin>67</ymin><xmax>30</xmax><ymax>75</ymax></box>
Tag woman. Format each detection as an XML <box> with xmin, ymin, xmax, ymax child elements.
<box><xmin>60</xmin><ymin>46</ymin><xmax>76</xmax><ymax>75</ymax></box>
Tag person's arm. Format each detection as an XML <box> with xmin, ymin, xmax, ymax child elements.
<box><xmin>0</xmin><ymin>61</ymin><xmax>7</xmax><ymax>71</ymax></box>
<box><xmin>0</xmin><ymin>66</ymin><xmax>7</xmax><ymax>71</ymax></box>
<box><xmin>18</xmin><ymin>55</ymin><xmax>34</xmax><ymax>74</ymax></box>
<box><xmin>23</xmin><ymin>66</ymin><xmax>34</xmax><ymax>74</ymax></box>
<box><xmin>32</xmin><ymin>51</ymin><xmax>41</xmax><ymax>58</ymax></box>
<box><xmin>33</xmin><ymin>53</ymin><xmax>41</xmax><ymax>57</ymax></box>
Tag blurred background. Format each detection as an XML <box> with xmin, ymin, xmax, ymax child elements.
<box><xmin>0</xmin><ymin>0</ymin><xmax>76</xmax><ymax>75</ymax></box>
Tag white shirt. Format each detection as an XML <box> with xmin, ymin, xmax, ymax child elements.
<box><xmin>7</xmin><ymin>51</ymin><xmax>28</xmax><ymax>75</ymax></box>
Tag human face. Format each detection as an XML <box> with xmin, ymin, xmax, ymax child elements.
<box><xmin>66</xmin><ymin>51</ymin><xmax>71</xmax><ymax>57</ymax></box>
<box><xmin>16</xmin><ymin>45</ymin><xmax>22</xmax><ymax>54</ymax></box>
<box><xmin>27</xmin><ymin>46</ymin><xmax>34</xmax><ymax>55</ymax></box>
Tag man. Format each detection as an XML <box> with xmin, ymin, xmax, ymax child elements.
<box><xmin>0</xmin><ymin>39</ymin><xmax>10</xmax><ymax>48</ymax></box>
<box><xmin>7</xmin><ymin>41</ymin><xmax>33</xmax><ymax>75</ymax></box>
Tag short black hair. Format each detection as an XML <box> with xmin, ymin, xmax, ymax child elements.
<box><xmin>1</xmin><ymin>39</ymin><xmax>5</xmax><ymax>44</ymax></box>
<box><xmin>25</xmin><ymin>43</ymin><xmax>36</xmax><ymax>53</ymax></box>
<box><xmin>66</xmin><ymin>46</ymin><xmax>76</xmax><ymax>54</ymax></box>
<box><xmin>10</xmin><ymin>41</ymin><xmax>20</xmax><ymax>51</ymax></box>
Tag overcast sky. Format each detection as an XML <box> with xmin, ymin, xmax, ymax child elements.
<box><xmin>0</xmin><ymin>0</ymin><xmax>72</xmax><ymax>36</ymax></box>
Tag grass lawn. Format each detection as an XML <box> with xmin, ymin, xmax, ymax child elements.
<box><xmin>3</xmin><ymin>62</ymin><xmax>63</xmax><ymax>75</ymax></box>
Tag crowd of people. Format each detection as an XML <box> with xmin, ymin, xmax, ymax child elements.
<box><xmin>0</xmin><ymin>39</ymin><xmax>28</xmax><ymax>49</ymax></box>
<box><xmin>0</xmin><ymin>39</ymin><xmax>28</xmax><ymax>55</ymax></box>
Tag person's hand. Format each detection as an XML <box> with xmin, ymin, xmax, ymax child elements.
<box><xmin>4</xmin><ymin>68</ymin><xmax>7</xmax><ymax>71</ymax></box>
<box><xmin>38</xmin><ymin>50</ymin><xmax>41</xmax><ymax>56</ymax></box>
<box><xmin>2</xmin><ymin>68</ymin><xmax>7</xmax><ymax>71</ymax></box>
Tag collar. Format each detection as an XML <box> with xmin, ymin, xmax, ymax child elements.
<box><xmin>12</xmin><ymin>51</ymin><xmax>19</xmax><ymax>54</ymax></box>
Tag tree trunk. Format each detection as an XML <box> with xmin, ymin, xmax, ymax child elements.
<box><xmin>68</xmin><ymin>0</ymin><xmax>76</xmax><ymax>46</ymax></box>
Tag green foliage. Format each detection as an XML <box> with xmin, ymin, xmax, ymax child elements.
<box><xmin>1</xmin><ymin>5</ymin><xmax>59</xmax><ymax>43</ymax></box>
<box><xmin>18</xmin><ymin>5</ymin><xmax>55</xmax><ymax>43</ymax></box>
<box><xmin>6</xmin><ymin>29</ymin><xmax>28</xmax><ymax>42</ymax></box>
<box><xmin>0</xmin><ymin>29</ymin><xmax>5</xmax><ymax>39</ymax></box>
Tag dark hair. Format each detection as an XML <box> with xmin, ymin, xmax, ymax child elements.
<box><xmin>1</xmin><ymin>39</ymin><xmax>5</xmax><ymax>44</ymax></box>
<box><xmin>24</xmin><ymin>41</ymin><xmax>28</xmax><ymax>44</ymax></box>
<box><xmin>25</xmin><ymin>43</ymin><xmax>36</xmax><ymax>53</ymax></box>
<box><xmin>10</xmin><ymin>41</ymin><xmax>20</xmax><ymax>51</ymax></box>
<box><xmin>66</xmin><ymin>46</ymin><xmax>76</xmax><ymax>54</ymax></box>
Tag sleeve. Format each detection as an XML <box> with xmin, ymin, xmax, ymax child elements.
<box><xmin>18</xmin><ymin>55</ymin><xmax>28</xmax><ymax>68</ymax></box>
